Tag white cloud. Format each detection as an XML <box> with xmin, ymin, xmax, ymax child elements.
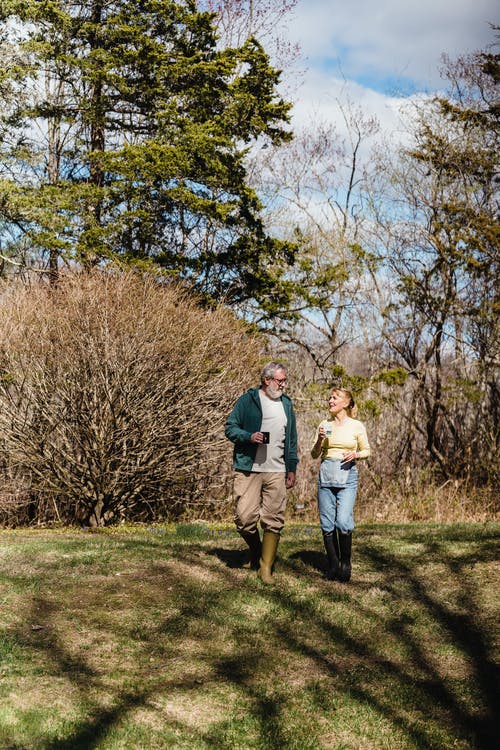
<box><xmin>276</xmin><ymin>0</ymin><xmax>498</xmax><ymax>140</ymax></box>
<box><xmin>288</xmin><ymin>68</ymin><xmax>408</xmax><ymax>137</ymax></box>
<box><xmin>285</xmin><ymin>0</ymin><xmax>498</xmax><ymax>90</ymax></box>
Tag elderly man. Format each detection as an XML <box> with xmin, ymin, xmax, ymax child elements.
<box><xmin>225</xmin><ymin>361</ymin><xmax>298</xmax><ymax>583</ymax></box>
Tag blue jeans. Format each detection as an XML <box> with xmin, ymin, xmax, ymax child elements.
<box><xmin>317</xmin><ymin>465</ymin><xmax>358</xmax><ymax>534</ymax></box>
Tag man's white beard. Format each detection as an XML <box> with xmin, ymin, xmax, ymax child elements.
<box><xmin>265</xmin><ymin>384</ymin><xmax>282</xmax><ymax>400</ymax></box>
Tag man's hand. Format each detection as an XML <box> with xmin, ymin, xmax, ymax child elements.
<box><xmin>250</xmin><ymin>432</ymin><xmax>265</xmax><ymax>443</ymax></box>
<box><xmin>285</xmin><ymin>471</ymin><xmax>296</xmax><ymax>489</ymax></box>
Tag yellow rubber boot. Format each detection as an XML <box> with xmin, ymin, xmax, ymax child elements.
<box><xmin>258</xmin><ymin>531</ymin><xmax>280</xmax><ymax>584</ymax></box>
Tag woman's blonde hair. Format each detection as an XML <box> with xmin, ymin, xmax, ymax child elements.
<box><xmin>333</xmin><ymin>388</ymin><xmax>358</xmax><ymax>418</ymax></box>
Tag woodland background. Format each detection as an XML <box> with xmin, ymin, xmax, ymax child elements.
<box><xmin>0</xmin><ymin>1</ymin><xmax>497</xmax><ymax>527</ymax></box>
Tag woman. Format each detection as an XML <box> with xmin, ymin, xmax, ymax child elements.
<box><xmin>311</xmin><ymin>388</ymin><xmax>371</xmax><ymax>582</ymax></box>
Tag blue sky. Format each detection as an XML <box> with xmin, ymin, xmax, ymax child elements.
<box><xmin>280</xmin><ymin>0</ymin><xmax>499</xmax><ymax>132</ymax></box>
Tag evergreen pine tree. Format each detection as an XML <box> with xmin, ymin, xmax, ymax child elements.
<box><xmin>0</xmin><ymin>0</ymin><xmax>295</xmax><ymax>302</ymax></box>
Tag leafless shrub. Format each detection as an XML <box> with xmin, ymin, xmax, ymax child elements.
<box><xmin>0</xmin><ymin>272</ymin><xmax>261</xmax><ymax>526</ymax></box>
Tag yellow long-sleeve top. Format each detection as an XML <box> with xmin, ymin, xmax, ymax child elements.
<box><xmin>311</xmin><ymin>417</ymin><xmax>371</xmax><ymax>461</ymax></box>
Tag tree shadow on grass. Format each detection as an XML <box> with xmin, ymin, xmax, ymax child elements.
<box><xmin>40</xmin><ymin>692</ymin><xmax>148</xmax><ymax>750</ymax></box>
<box><xmin>288</xmin><ymin>548</ymin><xmax>328</xmax><ymax>575</ymax></box>
<box><xmin>2</xmin><ymin>526</ymin><xmax>498</xmax><ymax>750</ymax></box>
<box><xmin>360</xmin><ymin>540</ymin><xmax>498</xmax><ymax>748</ymax></box>
<box><xmin>181</xmin><ymin>532</ymin><xmax>498</xmax><ymax>749</ymax></box>
<box><xmin>2</xmin><ymin>605</ymin><xmax>147</xmax><ymax>750</ymax></box>
<box><xmin>208</xmin><ymin>546</ymin><xmax>248</xmax><ymax>568</ymax></box>
<box><xmin>278</xmin><ymin>532</ymin><xmax>499</xmax><ymax>750</ymax></box>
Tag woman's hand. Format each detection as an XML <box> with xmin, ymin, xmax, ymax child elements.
<box><xmin>342</xmin><ymin>450</ymin><xmax>358</xmax><ymax>462</ymax></box>
<box><xmin>317</xmin><ymin>426</ymin><xmax>327</xmax><ymax>443</ymax></box>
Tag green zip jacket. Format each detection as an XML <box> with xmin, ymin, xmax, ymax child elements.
<box><xmin>225</xmin><ymin>387</ymin><xmax>299</xmax><ymax>473</ymax></box>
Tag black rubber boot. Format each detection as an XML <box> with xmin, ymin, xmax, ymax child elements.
<box><xmin>338</xmin><ymin>531</ymin><xmax>352</xmax><ymax>583</ymax></box>
<box><xmin>322</xmin><ymin>530</ymin><xmax>340</xmax><ymax>580</ymax></box>
<box><xmin>239</xmin><ymin>530</ymin><xmax>262</xmax><ymax>569</ymax></box>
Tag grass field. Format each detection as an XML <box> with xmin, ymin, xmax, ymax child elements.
<box><xmin>0</xmin><ymin>522</ymin><xmax>498</xmax><ymax>750</ymax></box>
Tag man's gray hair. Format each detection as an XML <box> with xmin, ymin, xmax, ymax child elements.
<box><xmin>260</xmin><ymin>361</ymin><xmax>288</xmax><ymax>384</ymax></box>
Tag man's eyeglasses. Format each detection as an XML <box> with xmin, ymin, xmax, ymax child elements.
<box><xmin>271</xmin><ymin>377</ymin><xmax>287</xmax><ymax>386</ymax></box>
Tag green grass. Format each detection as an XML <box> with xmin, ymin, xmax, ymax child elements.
<box><xmin>0</xmin><ymin>522</ymin><xmax>498</xmax><ymax>749</ymax></box>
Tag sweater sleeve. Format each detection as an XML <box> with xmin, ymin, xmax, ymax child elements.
<box><xmin>355</xmin><ymin>422</ymin><xmax>371</xmax><ymax>459</ymax></box>
<box><xmin>310</xmin><ymin>424</ymin><xmax>326</xmax><ymax>459</ymax></box>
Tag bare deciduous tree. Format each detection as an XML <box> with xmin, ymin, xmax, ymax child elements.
<box><xmin>247</xmin><ymin>102</ymin><xmax>381</xmax><ymax>379</ymax></box>
<box><xmin>368</xmin><ymin>42</ymin><xmax>499</xmax><ymax>482</ymax></box>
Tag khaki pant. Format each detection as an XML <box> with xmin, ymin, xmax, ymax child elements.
<box><xmin>233</xmin><ymin>471</ymin><xmax>287</xmax><ymax>535</ymax></box>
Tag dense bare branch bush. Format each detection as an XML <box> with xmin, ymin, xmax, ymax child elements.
<box><xmin>0</xmin><ymin>273</ymin><xmax>261</xmax><ymax>526</ymax></box>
